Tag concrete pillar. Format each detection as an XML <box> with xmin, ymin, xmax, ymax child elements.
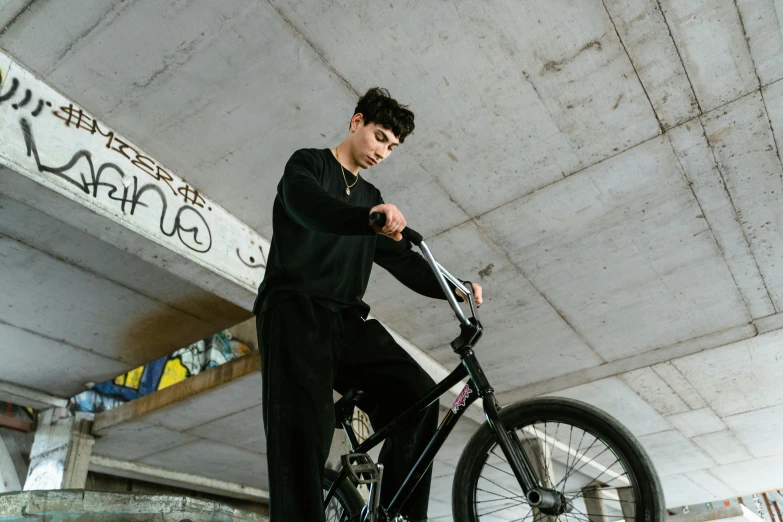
<box><xmin>617</xmin><ymin>487</ymin><xmax>635</xmax><ymax>521</ymax></box>
<box><xmin>0</xmin><ymin>431</ymin><xmax>27</xmax><ymax>491</ymax></box>
<box><xmin>523</xmin><ymin>437</ymin><xmax>556</xmax><ymax>487</ymax></box>
<box><xmin>582</xmin><ymin>486</ymin><xmax>609</xmax><ymax>521</ymax></box>
<box><xmin>327</xmin><ymin>428</ymin><xmax>350</xmax><ymax>471</ymax></box>
<box><xmin>0</xmin><ymin>434</ymin><xmax>22</xmax><ymax>492</ymax></box>
<box><xmin>24</xmin><ymin>408</ymin><xmax>94</xmax><ymax>490</ymax></box>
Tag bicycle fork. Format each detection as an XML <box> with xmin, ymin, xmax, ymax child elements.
<box><xmin>462</xmin><ymin>349</ymin><xmax>569</xmax><ymax>515</ymax></box>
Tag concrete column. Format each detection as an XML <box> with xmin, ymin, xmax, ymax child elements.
<box><xmin>582</xmin><ymin>486</ymin><xmax>609</xmax><ymax>521</ymax></box>
<box><xmin>24</xmin><ymin>408</ymin><xmax>94</xmax><ymax>490</ymax></box>
<box><xmin>0</xmin><ymin>434</ymin><xmax>22</xmax><ymax>492</ymax></box>
<box><xmin>523</xmin><ymin>437</ymin><xmax>556</xmax><ymax>487</ymax></box>
<box><xmin>327</xmin><ymin>428</ymin><xmax>350</xmax><ymax>471</ymax></box>
<box><xmin>617</xmin><ymin>487</ymin><xmax>635</xmax><ymax>521</ymax></box>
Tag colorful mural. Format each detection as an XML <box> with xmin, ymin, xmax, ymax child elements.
<box><xmin>70</xmin><ymin>330</ymin><xmax>252</xmax><ymax>413</ymax></box>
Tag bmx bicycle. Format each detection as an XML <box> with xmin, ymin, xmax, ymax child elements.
<box><xmin>323</xmin><ymin>213</ymin><xmax>665</xmax><ymax>522</ymax></box>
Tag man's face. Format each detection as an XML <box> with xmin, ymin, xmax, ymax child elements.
<box><xmin>350</xmin><ymin>115</ymin><xmax>400</xmax><ymax>169</ymax></box>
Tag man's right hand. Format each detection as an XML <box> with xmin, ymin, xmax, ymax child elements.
<box><xmin>369</xmin><ymin>203</ymin><xmax>407</xmax><ymax>241</ymax></box>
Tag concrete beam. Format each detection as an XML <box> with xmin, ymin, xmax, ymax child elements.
<box><xmin>667</xmin><ymin>119</ymin><xmax>775</xmax><ymax>319</ymax></box>
<box><xmin>89</xmin><ymin>455</ymin><xmax>269</xmax><ymax>504</ymax></box>
<box><xmin>701</xmin><ymin>91</ymin><xmax>783</xmax><ymax>310</ymax></box>
<box><xmin>0</xmin><ymin>380</ymin><xmax>67</xmax><ymax>411</ymax></box>
<box><xmin>659</xmin><ymin>0</ymin><xmax>759</xmax><ymax>112</ymax></box>
<box><xmin>0</xmin><ymin>415</ymin><xmax>33</xmax><ymax>433</ymax></box>
<box><xmin>603</xmin><ymin>0</ymin><xmax>700</xmax><ymax>129</ymax></box>
<box><xmin>494</xmin><ymin>321</ymin><xmax>755</xmax><ymax>404</ymax></box>
<box><xmin>93</xmin><ymin>353</ymin><xmax>261</xmax><ymax>434</ymax></box>
<box><xmin>0</xmin><ymin>49</ymin><xmax>268</xmax><ymax>310</ymax></box>
<box><xmin>734</xmin><ymin>0</ymin><xmax>783</xmax><ymax>86</ymax></box>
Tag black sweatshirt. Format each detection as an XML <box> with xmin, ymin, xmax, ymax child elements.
<box><xmin>252</xmin><ymin>148</ymin><xmax>452</xmax><ymax>317</ymax></box>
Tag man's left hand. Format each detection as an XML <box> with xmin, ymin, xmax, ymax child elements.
<box><xmin>456</xmin><ymin>282</ymin><xmax>483</xmax><ymax>307</ymax></box>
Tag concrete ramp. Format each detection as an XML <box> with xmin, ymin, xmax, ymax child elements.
<box><xmin>0</xmin><ymin>490</ymin><xmax>267</xmax><ymax>521</ymax></box>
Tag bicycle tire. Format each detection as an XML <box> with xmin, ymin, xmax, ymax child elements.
<box><xmin>452</xmin><ymin>396</ymin><xmax>665</xmax><ymax>521</ymax></box>
<box><xmin>323</xmin><ymin>467</ymin><xmax>366</xmax><ymax>522</ymax></box>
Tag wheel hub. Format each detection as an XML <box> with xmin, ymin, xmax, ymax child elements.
<box><xmin>528</xmin><ymin>488</ymin><xmax>573</xmax><ymax>516</ymax></box>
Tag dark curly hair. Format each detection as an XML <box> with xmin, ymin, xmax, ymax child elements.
<box><xmin>353</xmin><ymin>87</ymin><xmax>415</xmax><ymax>143</ymax></box>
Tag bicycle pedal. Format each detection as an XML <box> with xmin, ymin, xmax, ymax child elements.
<box><xmin>341</xmin><ymin>453</ymin><xmax>380</xmax><ymax>484</ymax></box>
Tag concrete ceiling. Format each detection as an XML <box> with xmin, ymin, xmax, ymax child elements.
<box><xmin>2</xmin><ymin>0</ymin><xmax>783</xmax><ymax>512</ymax></box>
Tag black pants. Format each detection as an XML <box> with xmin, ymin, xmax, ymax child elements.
<box><xmin>257</xmin><ymin>294</ymin><xmax>439</xmax><ymax>522</ymax></box>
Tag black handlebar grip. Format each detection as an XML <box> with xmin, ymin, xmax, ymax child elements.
<box><xmin>369</xmin><ymin>212</ymin><xmax>424</xmax><ymax>246</ymax></box>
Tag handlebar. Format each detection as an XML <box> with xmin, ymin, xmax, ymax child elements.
<box><xmin>369</xmin><ymin>212</ymin><xmax>481</xmax><ymax>331</ymax></box>
<box><xmin>369</xmin><ymin>212</ymin><xmax>424</xmax><ymax>245</ymax></box>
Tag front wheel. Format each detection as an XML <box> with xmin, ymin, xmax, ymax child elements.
<box><xmin>453</xmin><ymin>397</ymin><xmax>665</xmax><ymax>521</ymax></box>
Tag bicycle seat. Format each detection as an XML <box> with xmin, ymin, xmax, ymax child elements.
<box><xmin>334</xmin><ymin>388</ymin><xmax>364</xmax><ymax>428</ymax></box>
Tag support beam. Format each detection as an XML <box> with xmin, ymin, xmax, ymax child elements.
<box><xmin>93</xmin><ymin>353</ymin><xmax>261</xmax><ymax>434</ymax></box>
<box><xmin>0</xmin><ymin>380</ymin><xmax>68</xmax><ymax>410</ymax></box>
<box><xmin>89</xmin><ymin>455</ymin><xmax>269</xmax><ymax>503</ymax></box>
<box><xmin>0</xmin><ymin>414</ymin><xmax>34</xmax><ymax>433</ymax></box>
<box><xmin>0</xmin><ymin>49</ymin><xmax>268</xmax><ymax>310</ymax></box>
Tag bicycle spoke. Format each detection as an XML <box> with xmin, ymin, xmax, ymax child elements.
<box><xmin>490</xmin><ymin>447</ymin><xmax>509</xmax><ymax>464</ymax></box>
<box><xmin>562</xmin><ymin>424</ymin><xmax>574</xmax><ymax>490</ymax></box>
<box><xmin>561</xmin><ymin>427</ymin><xmax>587</xmax><ymax>493</ymax></box>
<box><xmin>478</xmin><ymin>473</ymin><xmax>525</xmax><ymax>499</ymax></box>
<box><xmin>541</xmin><ymin>421</ymin><xmax>555</xmax><ymax>487</ymax></box>
<box><xmin>554</xmin><ymin>435</ymin><xmax>603</xmax><ymax>491</ymax></box>
<box><xmin>484</xmin><ymin>459</ymin><xmax>518</xmax><ymax>479</ymax></box>
<box><xmin>507</xmin><ymin>511</ymin><xmax>537</xmax><ymax>522</ymax></box>
<box><xmin>563</xmin><ymin>511</ymin><xmax>592</xmax><ymax>522</ymax></box>
<box><xmin>574</xmin><ymin>494</ymin><xmax>636</xmax><ymax>505</ymax></box>
<box><xmin>568</xmin><ymin>490</ymin><xmax>637</xmax><ymax>520</ymax></box>
<box><xmin>477</xmin><ymin>499</ymin><xmax>531</xmax><ymax>518</ymax></box>
<box><xmin>563</xmin><ymin>444</ymin><xmax>612</xmax><ymax>483</ymax></box>
<box><xmin>577</xmin><ymin>456</ymin><xmax>622</xmax><ymax>491</ymax></box>
<box><xmin>475</xmin><ymin>487</ymin><xmax>525</xmax><ymax>502</ymax></box>
<box><xmin>568</xmin><ymin>503</ymin><xmax>592</xmax><ymax>521</ymax></box>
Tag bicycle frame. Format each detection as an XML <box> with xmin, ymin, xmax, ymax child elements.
<box><xmin>325</xmin><ymin>229</ymin><xmax>550</xmax><ymax>519</ymax></box>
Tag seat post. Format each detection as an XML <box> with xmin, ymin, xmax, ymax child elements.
<box><xmin>334</xmin><ymin>389</ymin><xmax>364</xmax><ymax>451</ymax></box>
<box><xmin>340</xmin><ymin>420</ymin><xmax>361</xmax><ymax>451</ymax></box>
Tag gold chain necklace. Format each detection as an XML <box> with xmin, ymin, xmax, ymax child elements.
<box><xmin>336</xmin><ymin>148</ymin><xmax>359</xmax><ymax>195</ymax></box>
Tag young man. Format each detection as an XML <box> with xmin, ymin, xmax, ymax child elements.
<box><xmin>253</xmin><ymin>87</ymin><xmax>483</xmax><ymax>522</ymax></box>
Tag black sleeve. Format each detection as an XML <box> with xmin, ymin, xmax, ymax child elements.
<box><xmin>278</xmin><ymin>149</ymin><xmax>374</xmax><ymax>235</ymax></box>
<box><xmin>374</xmin><ymin>234</ymin><xmax>451</xmax><ymax>299</ymax></box>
